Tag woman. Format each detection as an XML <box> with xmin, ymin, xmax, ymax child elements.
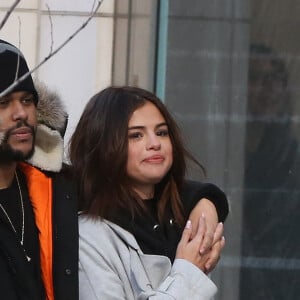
<box><xmin>70</xmin><ymin>86</ymin><xmax>228</xmax><ymax>299</ymax></box>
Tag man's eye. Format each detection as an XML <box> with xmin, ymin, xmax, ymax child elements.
<box><xmin>128</xmin><ymin>132</ymin><xmax>143</xmax><ymax>139</ymax></box>
<box><xmin>156</xmin><ymin>129</ymin><xmax>169</xmax><ymax>137</ymax></box>
<box><xmin>22</xmin><ymin>97</ymin><xmax>35</xmax><ymax>104</ymax></box>
<box><xmin>0</xmin><ymin>98</ymin><xmax>9</xmax><ymax>106</ymax></box>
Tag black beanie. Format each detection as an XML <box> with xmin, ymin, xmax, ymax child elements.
<box><xmin>0</xmin><ymin>39</ymin><xmax>38</xmax><ymax>104</ymax></box>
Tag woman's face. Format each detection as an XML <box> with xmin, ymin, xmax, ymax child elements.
<box><xmin>127</xmin><ymin>101</ymin><xmax>173</xmax><ymax>199</ymax></box>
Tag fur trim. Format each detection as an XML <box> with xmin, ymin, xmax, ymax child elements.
<box><xmin>35</xmin><ymin>80</ymin><xmax>68</xmax><ymax>137</ymax></box>
<box><xmin>27</xmin><ymin>124</ymin><xmax>63</xmax><ymax>172</ymax></box>
<box><xmin>26</xmin><ymin>81</ymin><xmax>68</xmax><ymax>172</ymax></box>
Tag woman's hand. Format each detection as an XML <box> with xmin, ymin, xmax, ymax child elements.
<box><xmin>188</xmin><ymin>198</ymin><xmax>226</xmax><ymax>273</ymax></box>
<box><xmin>188</xmin><ymin>198</ymin><xmax>219</xmax><ymax>254</ymax></box>
<box><xmin>175</xmin><ymin>215</ymin><xmax>210</xmax><ymax>271</ymax></box>
<box><xmin>203</xmin><ymin>222</ymin><xmax>225</xmax><ymax>274</ymax></box>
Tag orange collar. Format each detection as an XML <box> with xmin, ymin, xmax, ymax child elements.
<box><xmin>19</xmin><ymin>163</ymin><xmax>54</xmax><ymax>300</ymax></box>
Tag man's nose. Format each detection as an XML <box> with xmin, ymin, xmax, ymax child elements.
<box><xmin>12</xmin><ymin>102</ymin><xmax>28</xmax><ymax>121</ymax></box>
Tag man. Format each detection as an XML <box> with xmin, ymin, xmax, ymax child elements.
<box><xmin>0</xmin><ymin>39</ymin><xmax>78</xmax><ymax>299</ymax></box>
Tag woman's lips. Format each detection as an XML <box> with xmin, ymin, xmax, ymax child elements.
<box><xmin>143</xmin><ymin>155</ymin><xmax>164</xmax><ymax>163</ymax></box>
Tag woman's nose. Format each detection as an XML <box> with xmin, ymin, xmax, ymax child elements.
<box><xmin>146</xmin><ymin>134</ymin><xmax>161</xmax><ymax>150</ymax></box>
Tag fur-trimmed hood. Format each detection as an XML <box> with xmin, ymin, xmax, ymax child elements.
<box><xmin>27</xmin><ymin>80</ymin><xmax>68</xmax><ymax>172</ymax></box>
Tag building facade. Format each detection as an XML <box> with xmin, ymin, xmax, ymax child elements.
<box><xmin>1</xmin><ymin>0</ymin><xmax>299</xmax><ymax>299</ymax></box>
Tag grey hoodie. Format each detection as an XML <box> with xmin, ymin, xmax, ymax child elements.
<box><xmin>79</xmin><ymin>216</ymin><xmax>217</xmax><ymax>300</ymax></box>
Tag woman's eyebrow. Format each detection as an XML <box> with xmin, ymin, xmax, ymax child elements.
<box><xmin>155</xmin><ymin>122</ymin><xmax>168</xmax><ymax>128</ymax></box>
<box><xmin>128</xmin><ymin>125</ymin><xmax>145</xmax><ymax>130</ymax></box>
<box><xmin>128</xmin><ymin>122</ymin><xmax>167</xmax><ymax>130</ymax></box>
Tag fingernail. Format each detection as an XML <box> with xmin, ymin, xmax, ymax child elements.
<box><xmin>185</xmin><ymin>220</ymin><xmax>192</xmax><ymax>229</ymax></box>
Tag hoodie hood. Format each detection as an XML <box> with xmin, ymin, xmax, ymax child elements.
<box><xmin>0</xmin><ymin>39</ymin><xmax>38</xmax><ymax>103</ymax></box>
<box><xmin>34</xmin><ymin>80</ymin><xmax>68</xmax><ymax>137</ymax></box>
<box><xmin>27</xmin><ymin>80</ymin><xmax>68</xmax><ymax>172</ymax></box>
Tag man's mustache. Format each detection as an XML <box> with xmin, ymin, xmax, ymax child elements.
<box><xmin>1</xmin><ymin>121</ymin><xmax>35</xmax><ymax>144</ymax></box>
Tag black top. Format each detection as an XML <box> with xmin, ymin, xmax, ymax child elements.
<box><xmin>0</xmin><ymin>169</ymin><xmax>44</xmax><ymax>299</ymax></box>
<box><xmin>0</xmin><ymin>165</ymin><xmax>79</xmax><ymax>300</ymax></box>
<box><xmin>113</xmin><ymin>180</ymin><xmax>228</xmax><ymax>262</ymax></box>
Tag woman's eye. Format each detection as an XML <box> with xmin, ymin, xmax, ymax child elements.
<box><xmin>156</xmin><ymin>129</ymin><xmax>169</xmax><ymax>137</ymax></box>
<box><xmin>128</xmin><ymin>132</ymin><xmax>143</xmax><ymax>139</ymax></box>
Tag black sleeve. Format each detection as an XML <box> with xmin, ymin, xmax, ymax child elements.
<box><xmin>181</xmin><ymin>180</ymin><xmax>229</xmax><ymax>222</ymax></box>
<box><xmin>0</xmin><ymin>226</ymin><xmax>42</xmax><ymax>300</ymax></box>
<box><xmin>52</xmin><ymin>172</ymin><xmax>79</xmax><ymax>300</ymax></box>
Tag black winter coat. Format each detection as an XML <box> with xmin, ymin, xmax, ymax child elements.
<box><xmin>0</xmin><ymin>168</ymin><xmax>78</xmax><ymax>300</ymax></box>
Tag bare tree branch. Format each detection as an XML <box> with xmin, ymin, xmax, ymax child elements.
<box><xmin>45</xmin><ymin>4</ymin><xmax>54</xmax><ymax>55</ymax></box>
<box><xmin>14</xmin><ymin>17</ymin><xmax>22</xmax><ymax>81</ymax></box>
<box><xmin>0</xmin><ymin>0</ymin><xmax>103</xmax><ymax>98</ymax></box>
<box><xmin>0</xmin><ymin>0</ymin><xmax>21</xmax><ymax>31</ymax></box>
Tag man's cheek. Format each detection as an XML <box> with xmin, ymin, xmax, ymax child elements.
<box><xmin>0</xmin><ymin>119</ymin><xmax>4</xmax><ymax>145</ymax></box>
<box><xmin>0</xmin><ymin>132</ymin><xmax>4</xmax><ymax>145</ymax></box>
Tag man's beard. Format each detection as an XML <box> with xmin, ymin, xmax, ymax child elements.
<box><xmin>0</xmin><ymin>121</ymin><xmax>36</xmax><ymax>163</ymax></box>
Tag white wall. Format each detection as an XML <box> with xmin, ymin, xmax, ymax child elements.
<box><xmin>0</xmin><ymin>0</ymin><xmax>115</xmax><ymax>157</ymax></box>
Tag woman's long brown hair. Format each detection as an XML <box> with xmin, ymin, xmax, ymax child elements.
<box><xmin>69</xmin><ymin>86</ymin><xmax>203</xmax><ymax>227</ymax></box>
